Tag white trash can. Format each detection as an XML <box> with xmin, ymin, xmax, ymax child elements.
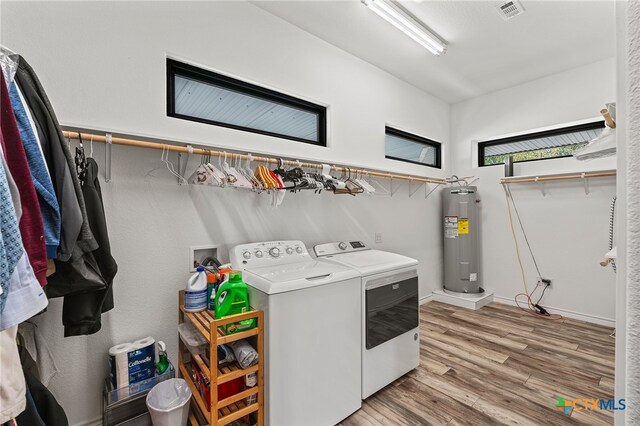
<box><xmin>146</xmin><ymin>378</ymin><xmax>192</xmax><ymax>426</ymax></box>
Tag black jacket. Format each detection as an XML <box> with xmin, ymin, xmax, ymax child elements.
<box><xmin>63</xmin><ymin>158</ymin><xmax>118</xmax><ymax>336</ymax></box>
<box><xmin>15</xmin><ymin>56</ymin><xmax>97</xmax><ymax>262</ymax></box>
<box><xmin>16</xmin><ymin>368</ymin><xmax>68</xmax><ymax>426</ymax></box>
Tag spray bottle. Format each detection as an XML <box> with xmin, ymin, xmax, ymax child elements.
<box><xmin>155</xmin><ymin>341</ymin><xmax>170</xmax><ymax>375</ymax></box>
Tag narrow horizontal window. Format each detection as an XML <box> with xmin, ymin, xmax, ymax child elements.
<box><xmin>478</xmin><ymin>121</ymin><xmax>605</xmax><ymax>166</ymax></box>
<box><xmin>167</xmin><ymin>59</ymin><xmax>326</xmax><ymax>146</ymax></box>
<box><xmin>385</xmin><ymin>127</ymin><xmax>441</xmax><ymax>169</ymax></box>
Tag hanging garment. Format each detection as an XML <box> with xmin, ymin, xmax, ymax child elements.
<box><xmin>0</xmin><ymin>132</ymin><xmax>21</xmax><ymax>220</ymax></box>
<box><xmin>0</xmin><ymin>72</ymin><xmax>47</xmax><ymax>286</ymax></box>
<box><xmin>9</xmin><ymin>82</ymin><xmax>60</xmax><ymax>259</ymax></box>
<box><xmin>62</xmin><ymin>158</ymin><xmax>117</xmax><ymax>336</ymax></box>
<box><xmin>0</xmin><ymin>136</ymin><xmax>26</xmax><ymax>315</ymax></box>
<box><xmin>17</xmin><ymin>322</ymin><xmax>57</xmax><ymax>387</ymax></box>
<box><xmin>18</xmin><ymin>368</ymin><xmax>68</xmax><ymax>426</ymax></box>
<box><xmin>0</xmin><ymin>250</ymin><xmax>48</xmax><ymax>331</ymax></box>
<box><xmin>0</xmin><ymin>326</ymin><xmax>26</xmax><ymax>424</ymax></box>
<box><xmin>14</xmin><ymin>55</ymin><xmax>96</xmax><ymax>262</ymax></box>
<box><xmin>14</xmin><ymin>386</ymin><xmax>45</xmax><ymax>426</ymax></box>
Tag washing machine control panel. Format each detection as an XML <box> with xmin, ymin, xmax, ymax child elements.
<box><xmin>313</xmin><ymin>241</ymin><xmax>370</xmax><ymax>257</ymax></box>
<box><xmin>230</xmin><ymin>240</ymin><xmax>310</xmax><ymax>270</ymax></box>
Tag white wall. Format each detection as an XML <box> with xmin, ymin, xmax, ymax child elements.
<box><xmin>451</xmin><ymin>58</ymin><xmax>617</xmax><ymax>324</ymax></box>
<box><xmin>619</xmin><ymin>1</ymin><xmax>640</xmax><ymax>424</ymax></box>
<box><xmin>615</xmin><ymin>2</ymin><xmax>629</xmax><ymax>424</ymax></box>
<box><xmin>0</xmin><ymin>1</ymin><xmax>449</xmax><ymax>425</ymax></box>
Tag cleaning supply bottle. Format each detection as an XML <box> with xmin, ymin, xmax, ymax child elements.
<box><xmin>215</xmin><ymin>271</ymin><xmax>255</xmax><ymax>334</ymax></box>
<box><xmin>185</xmin><ymin>266</ymin><xmax>207</xmax><ymax>312</ymax></box>
<box><xmin>211</xmin><ymin>266</ymin><xmax>233</xmax><ymax>310</ymax></box>
<box><xmin>206</xmin><ymin>273</ymin><xmax>218</xmax><ymax>311</ymax></box>
<box><xmin>155</xmin><ymin>341</ymin><xmax>170</xmax><ymax>375</ymax></box>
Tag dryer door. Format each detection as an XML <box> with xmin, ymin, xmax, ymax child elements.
<box><xmin>365</xmin><ymin>270</ymin><xmax>419</xmax><ymax>349</ymax></box>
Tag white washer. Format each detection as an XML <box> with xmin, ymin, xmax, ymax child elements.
<box><xmin>314</xmin><ymin>241</ymin><xmax>420</xmax><ymax>399</ymax></box>
<box><xmin>230</xmin><ymin>241</ymin><xmax>361</xmax><ymax>426</ymax></box>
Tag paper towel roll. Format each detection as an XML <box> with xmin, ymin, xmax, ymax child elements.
<box><xmin>132</xmin><ymin>336</ymin><xmax>155</xmax><ymax>352</ymax></box>
<box><xmin>109</xmin><ymin>337</ymin><xmax>156</xmax><ymax>392</ymax></box>
<box><xmin>127</xmin><ymin>336</ymin><xmax>156</xmax><ymax>385</ymax></box>
<box><xmin>109</xmin><ymin>343</ymin><xmax>133</xmax><ymax>389</ymax></box>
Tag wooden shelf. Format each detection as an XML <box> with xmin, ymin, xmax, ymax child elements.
<box><xmin>180</xmin><ymin>305</ymin><xmax>262</xmax><ymax>345</ymax></box>
<box><xmin>178</xmin><ymin>290</ymin><xmax>264</xmax><ymax>426</ymax></box>
<box><xmin>500</xmin><ymin>169</ymin><xmax>616</xmax><ymax>184</ymax></box>
<box><xmin>217</xmin><ymin>401</ymin><xmax>260</xmax><ymax>426</ymax></box>
<box><xmin>179</xmin><ymin>363</ymin><xmax>210</xmax><ymax>418</ymax></box>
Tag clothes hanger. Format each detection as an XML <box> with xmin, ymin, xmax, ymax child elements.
<box><xmin>161</xmin><ymin>145</ymin><xmax>188</xmax><ymax>185</ymax></box>
<box><xmin>188</xmin><ymin>154</ymin><xmax>213</xmax><ymax>185</ymax></box>
<box><xmin>358</xmin><ymin>170</ymin><xmax>376</xmax><ymax>194</ymax></box>
<box><xmin>347</xmin><ymin>168</ymin><xmax>364</xmax><ymax>194</ymax></box>
<box><xmin>75</xmin><ymin>133</ymin><xmax>87</xmax><ymax>185</ymax></box>
<box><xmin>231</xmin><ymin>153</ymin><xmax>253</xmax><ymax>189</ymax></box>
<box><xmin>0</xmin><ymin>45</ymin><xmax>19</xmax><ymax>84</ymax></box>
<box><xmin>243</xmin><ymin>153</ymin><xmax>262</xmax><ymax>192</ymax></box>
<box><xmin>334</xmin><ymin>168</ymin><xmax>363</xmax><ymax>195</ymax></box>
<box><xmin>205</xmin><ymin>150</ymin><xmax>225</xmax><ymax>186</ymax></box>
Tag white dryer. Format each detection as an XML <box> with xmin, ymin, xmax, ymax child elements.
<box><xmin>314</xmin><ymin>241</ymin><xmax>420</xmax><ymax>399</ymax></box>
<box><xmin>230</xmin><ymin>241</ymin><xmax>361</xmax><ymax>426</ymax></box>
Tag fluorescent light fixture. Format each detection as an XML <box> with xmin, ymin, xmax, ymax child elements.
<box><xmin>362</xmin><ymin>0</ymin><xmax>447</xmax><ymax>55</ymax></box>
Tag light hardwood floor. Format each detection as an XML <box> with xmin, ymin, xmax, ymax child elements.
<box><xmin>342</xmin><ymin>302</ymin><xmax>615</xmax><ymax>426</ymax></box>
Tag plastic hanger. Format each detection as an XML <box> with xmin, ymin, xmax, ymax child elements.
<box><xmin>0</xmin><ymin>45</ymin><xmax>19</xmax><ymax>84</ymax></box>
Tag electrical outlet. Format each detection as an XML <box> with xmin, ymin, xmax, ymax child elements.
<box><xmin>375</xmin><ymin>232</ymin><xmax>383</xmax><ymax>243</ymax></box>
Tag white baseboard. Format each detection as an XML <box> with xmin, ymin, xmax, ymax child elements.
<box><xmin>431</xmin><ymin>290</ymin><xmax>494</xmax><ymax>310</ymax></box>
<box><xmin>73</xmin><ymin>416</ymin><xmax>101</xmax><ymax>426</ymax></box>
<box><xmin>420</xmin><ymin>294</ymin><xmax>432</xmax><ymax>305</ymax></box>
<box><xmin>492</xmin><ymin>295</ymin><xmax>615</xmax><ymax>328</ymax></box>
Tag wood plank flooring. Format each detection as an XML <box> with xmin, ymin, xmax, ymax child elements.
<box><xmin>342</xmin><ymin>302</ymin><xmax>615</xmax><ymax>426</ymax></box>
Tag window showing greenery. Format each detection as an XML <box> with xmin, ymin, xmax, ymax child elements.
<box><xmin>478</xmin><ymin>121</ymin><xmax>605</xmax><ymax>167</ymax></box>
<box><xmin>385</xmin><ymin>127</ymin><xmax>441</xmax><ymax>168</ymax></box>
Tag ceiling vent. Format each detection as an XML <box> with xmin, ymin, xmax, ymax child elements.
<box><xmin>496</xmin><ymin>0</ymin><xmax>525</xmax><ymax>20</ymax></box>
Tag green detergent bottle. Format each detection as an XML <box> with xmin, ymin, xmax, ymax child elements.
<box><xmin>215</xmin><ymin>271</ymin><xmax>255</xmax><ymax>334</ymax></box>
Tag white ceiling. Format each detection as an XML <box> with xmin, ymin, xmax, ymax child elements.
<box><xmin>252</xmin><ymin>0</ymin><xmax>616</xmax><ymax>104</ymax></box>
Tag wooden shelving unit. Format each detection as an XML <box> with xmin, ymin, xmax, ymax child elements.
<box><xmin>178</xmin><ymin>291</ymin><xmax>264</xmax><ymax>426</ymax></box>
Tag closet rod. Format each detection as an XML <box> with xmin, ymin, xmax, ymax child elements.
<box><xmin>62</xmin><ymin>131</ymin><xmax>447</xmax><ymax>185</ymax></box>
<box><xmin>501</xmin><ymin>170</ymin><xmax>616</xmax><ymax>184</ymax></box>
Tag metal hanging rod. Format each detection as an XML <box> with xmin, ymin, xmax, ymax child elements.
<box><xmin>62</xmin><ymin>130</ymin><xmax>447</xmax><ymax>185</ymax></box>
<box><xmin>500</xmin><ymin>170</ymin><xmax>616</xmax><ymax>184</ymax></box>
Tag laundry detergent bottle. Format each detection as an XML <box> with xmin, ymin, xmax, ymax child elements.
<box><xmin>214</xmin><ymin>271</ymin><xmax>255</xmax><ymax>334</ymax></box>
<box><xmin>184</xmin><ymin>266</ymin><xmax>207</xmax><ymax>312</ymax></box>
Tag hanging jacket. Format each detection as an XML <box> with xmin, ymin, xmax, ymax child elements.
<box><xmin>0</xmin><ymin>72</ymin><xmax>48</xmax><ymax>285</ymax></box>
<box><xmin>9</xmin><ymin>82</ymin><xmax>61</xmax><ymax>259</ymax></box>
<box><xmin>14</xmin><ymin>55</ymin><xmax>97</xmax><ymax>263</ymax></box>
<box><xmin>63</xmin><ymin>158</ymin><xmax>117</xmax><ymax>336</ymax></box>
<box><xmin>17</xmin><ymin>368</ymin><xmax>68</xmax><ymax>426</ymax></box>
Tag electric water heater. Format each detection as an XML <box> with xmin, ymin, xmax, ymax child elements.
<box><xmin>442</xmin><ymin>186</ymin><xmax>482</xmax><ymax>295</ymax></box>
